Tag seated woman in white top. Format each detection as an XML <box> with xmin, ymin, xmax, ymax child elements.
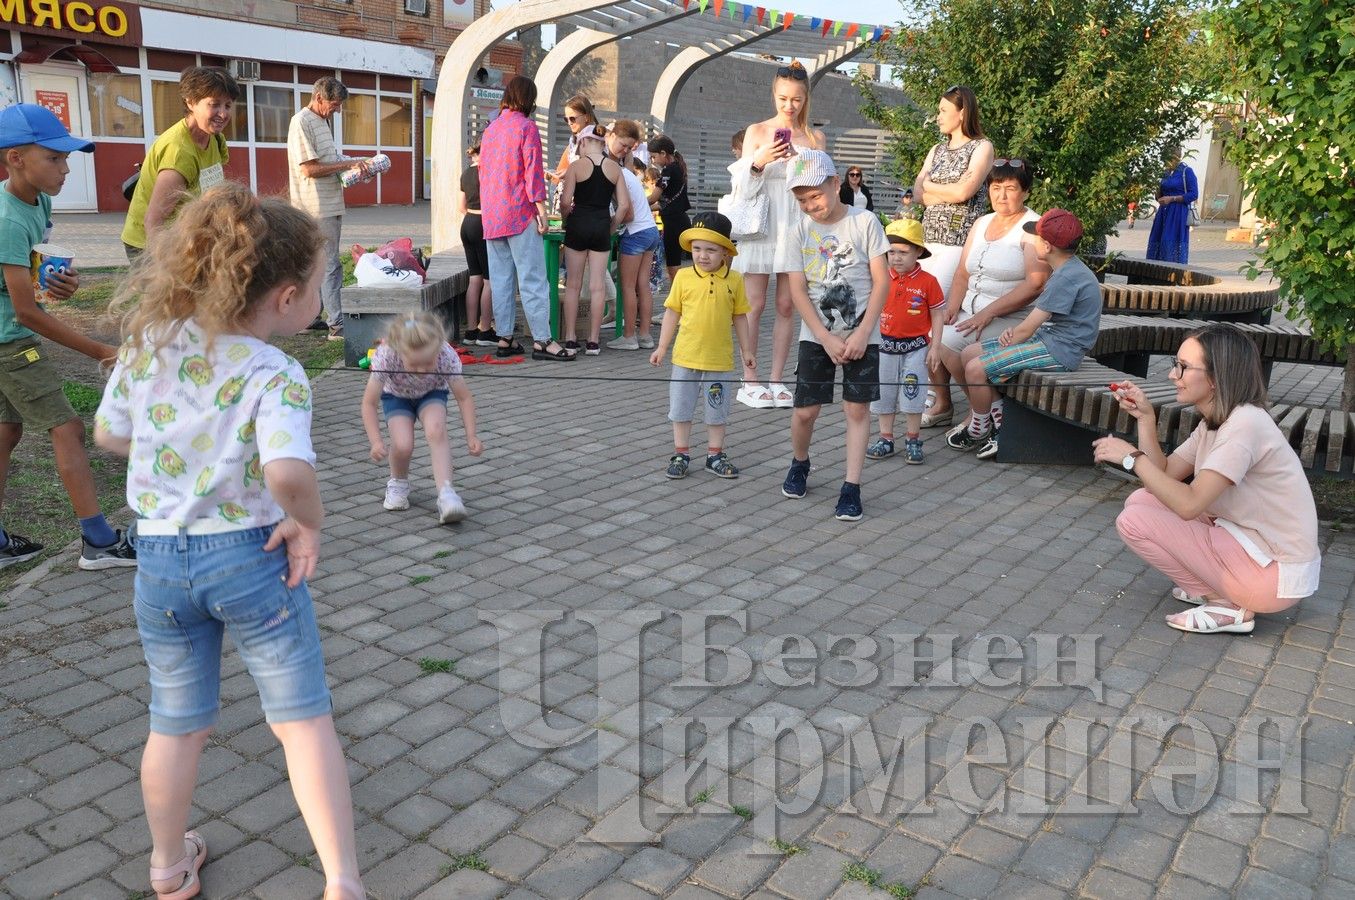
<box><xmin>1094</xmin><ymin>324</ymin><xmax>1322</xmax><ymax>634</ymax></box>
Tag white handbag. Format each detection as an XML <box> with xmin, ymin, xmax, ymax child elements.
<box><xmin>719</xmin><ymin>162</ymin><xmax>769</xmax><ymax>240</ymax></box>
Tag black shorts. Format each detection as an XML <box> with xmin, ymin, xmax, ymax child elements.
<box><xmin>793</xmin><ymin>340</ymin><xmax>880</xmax><ymax>407</ymax></box>
<box><xmin>661</xmin><ymin>209</ymin><xmax>690</xmax><ymax>265</ymax></box>
<box><xmin>460</xmin><ymin>213</ymin><xmax>489</xmax><ymax>278</ymax></box>
<box><xmin>564</xmin><ymin>211</ymin><xmax>612</xmax><ymax>253</ymax></box>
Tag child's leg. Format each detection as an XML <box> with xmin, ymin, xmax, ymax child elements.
<box><xmin>142</xmin><ymin>728</ymin><xmax>212</xmax><ymax>890</ymax></box>
<box><xmin>636</xmin><ymin>250</ymin><xmax>655</xmax><ymax>331</ymax></box>
<box><xmin>877</xmin><ymin>412</ymin><xmax>897</xmax><ymax>439</ymax></box>
<box><xmin>843</xmin><ymin>401</ymin><xmax>871</xmax><ymax>483</ymax></box>
<box><xmin>418</xmin><ymin>402</ymin><xmax>453</xmax><ymax>488</ymax></box>
<box><xmin>386</xmin><ymin>414</ymin><xmax>416</xmax><ymax>479</ymax></box>
<box><xmin>586</xmin><ymin>248</ymin><xmax>612</xmax><ymax>343</ymax></box>
<box><xmin>790</xmin><ymin>405</ymin><xmax>820</xmax><ymax>459</ymax></box>
<box><xmin>672</xmin><ymin>419</ymin><xmax>692</xmax><ymax>452</ymax></box>
<box><xmin>562</xmin><ymin>247</ymin><xmax>587</xmax><ymax>343</ymax></box>
<box><xmin>271</xmin><ymin>715</ymin><xmax>362</xmax><ymax>897</ymax></box>
<box><xmin>669</xmin><ymin>367</ymin><xmax>700</xmax><ymax>452</ymax></box>
<box><xmin>905</xmin><ymin>412</ymin><xmax>923</xmax><ymax>435</ymax></box>
<box><xmin>50</xmin><ymin>417</ymin><xmax>99</xmax><ymax>517</ymax></box>
<box><xmin>618</xmin><ymin>253</ymin><xmax>642</xmax><ymax>339</ymax></box>
<box><xmin>0</xmin><ymin>422</ymin><xmax>21</xmax><ymax>512</ymax></box>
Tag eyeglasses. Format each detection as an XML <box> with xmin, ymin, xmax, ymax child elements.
<box><xmin>1170</xmin><ymin>358</ymin><xmax>1207</xmax><ymax>376</ymax></box>
<box><xmin>993</xmin><ymin>158</ymin><xmax>1026</xmax><ymax>169</ymax></box>
<box><xmin>776</xmin><ymin>63</ymin><xmax>808</xmax><ymax>81</ymax></box>
<box><xmin>565</xmin><ymin>114</ymin><xmax>583</xmax><ymax>123</ymax></box>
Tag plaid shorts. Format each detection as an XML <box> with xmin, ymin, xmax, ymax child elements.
<box><xmin>978</xmin><ymin>337</ymin><xmax>1066</xmax><ymax>383</ymax></box>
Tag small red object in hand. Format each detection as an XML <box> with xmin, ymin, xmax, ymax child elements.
<box><xmin>1108</xmin><ymin>382</ymin><xmax>1122</xmax><ymax>392</ymax></box>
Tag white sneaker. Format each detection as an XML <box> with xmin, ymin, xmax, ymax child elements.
<box><xmin>438</xmin><ymin>487</ymin><xmax>467</xmax><ymax>523</ymax></box>
<box><xmin>383</xmin><ymin>478</ymin><xmax>410</xmax><ymax>511</ymax></box>
<box><xmin>637</xmin><ymin>333</ymin><xmax>656</xmax><ymax>350</ymax></box>
<box><xmin>607</xmin><ymin>334</ymin><xmax>640</xmax><ymax>351</ymax></box>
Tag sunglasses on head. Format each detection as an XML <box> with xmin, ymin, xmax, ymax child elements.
<box><xmin>777</xmin><ymin>63</ymin><xmax>808</xmax><ymax>81</ymax></box>
<box><xmin>993</xmin><ymin>158</ymin><xmax>1026</xmax><ymax>169</ymax></box>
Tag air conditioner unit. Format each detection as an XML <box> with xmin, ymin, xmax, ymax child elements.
<box><xmin>404</xmin><ymin>0</ymin><xmax>428</xmax><ymax>15</ymax></box>
<box><xmin>227</xmin><ymin>59</ymin><xmax>261</xmax><ymax>82</ymax></box>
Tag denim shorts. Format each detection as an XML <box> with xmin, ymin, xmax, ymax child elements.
<box><xmin>133</xmin><ymin>525</ymin><xmax>331</xmax><ymax>735</ymax></box>
<box><xmin>381</xmin><ymin>390</ymin><xmax>448</xmax><ymax>420</ymax></box>
<box><xmin>619</xmin><ymin>226</ymin><xmax>662</xmax><ymax>257</ymax></box>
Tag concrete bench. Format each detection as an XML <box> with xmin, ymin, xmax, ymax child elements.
<box><xmin>340</xmin><ymin>251</ymin><xmax>469</xmax><ymax>366</ymax></box>
<box><xmin>996</xmin><ymin>315</ymin><xmax>1353</xmax><ymax>478</ymax></box>
<box><xmin>1091</xmin><ymin>255</ymin><xmax>1279</xmax><ymax>323</ymax></box>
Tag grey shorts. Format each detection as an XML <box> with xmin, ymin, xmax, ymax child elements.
<box><xmin>871</xmin><ymin>345</ymin><xmax>930</xmax><ymax>416</ymax></box>
<box><xmin>668</xmin><ymin>365</ymin><xmax>733</xmax><ymax>425</ymax></box>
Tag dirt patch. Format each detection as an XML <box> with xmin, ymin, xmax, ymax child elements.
<box><xmin>0</xmin><ymin>271</ymin><xmax>343</xmax><ymax>594</ymax></box>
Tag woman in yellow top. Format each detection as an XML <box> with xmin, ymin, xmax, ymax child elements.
<box><xmin>121</xmin><ymin>66</ymin><xmax>241</xmax><ymax>260</ymax></box>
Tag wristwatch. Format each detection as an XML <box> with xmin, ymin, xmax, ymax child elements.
<box><xmin>1122</xmin><ymin>450</ymin><xmax>1146</xmax><ymax>472</ymax></box>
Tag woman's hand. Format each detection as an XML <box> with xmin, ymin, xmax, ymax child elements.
<box><xmin>1091</xmin><ymin>435</ymin><xmax>1138</xmax><ymax>467</ymax></box>
<box><xmin>1109</xmin><ymin>381</ymin><xmax>1154</xmax><ymax>422</ymax></box>
<box><xmin>955</xmin><ymin>312</ymin><xmax>988</xmax><ymax>336</ymax></box>
<box><xmin>754</xmin><ymin>139</ymin><xmax>791</xmax><ymax>170</ymax></box>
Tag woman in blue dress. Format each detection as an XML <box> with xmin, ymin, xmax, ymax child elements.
<box><xmin>1146</xmin><ymin>151</ymin><xmax>1199</xmax><ymax>264</ymax></box>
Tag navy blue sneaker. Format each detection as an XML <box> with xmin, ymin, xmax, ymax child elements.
<box><xmin>834</xmin><ymin>482</ymin><xmax>863</xmax><ymax>522</ymax></box>
<box><xmin>781</xmin><ymin>458</ymin><xmax>810</xmax><ymax>498</ymax></box>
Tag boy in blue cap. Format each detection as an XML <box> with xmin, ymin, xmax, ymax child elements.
<box><xmin>0</xmin><ymin>103</ymin><xmax>136</xmax><ymax>569</ymax></box>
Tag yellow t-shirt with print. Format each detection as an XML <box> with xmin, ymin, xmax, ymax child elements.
<box><xmin>121</xmin><ymin>120</ymin><xmax>229</xmax><ymax>249</ymax></box>
<box><xmin>664</xmin><ymin>264</ymin><xmax>750</xmax><ymax>372</ymax></box>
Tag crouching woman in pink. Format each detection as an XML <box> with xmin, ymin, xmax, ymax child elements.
<box><xmin>1093</xmin><ymin>324</ymin><xmax>1321</xmax><ymax>635</ymax></box>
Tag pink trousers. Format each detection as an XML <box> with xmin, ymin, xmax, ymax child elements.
<box><xmin>1116</xmin><ymin>488</ymin><xmax>1292</xmax><ymax>614</ymax></box>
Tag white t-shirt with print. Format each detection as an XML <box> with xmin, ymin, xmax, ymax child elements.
<box><xmin>97</xmin><ymin>320</ymin><xmax>316</xmax><ymax>528</ymax></box>
<box><xmin>795</xmin><ymin>206</ymin><xmax>889</xmax><ymax>344</ymax></box>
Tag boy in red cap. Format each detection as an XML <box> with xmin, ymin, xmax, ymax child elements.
<box><xmin>0</xmin><ymin>103</ymin><xmax>136</xmax><ymax>569</ymax></box>
<box><xmin>949</xmin><ymin>208</ymin><xmax>1101</xmax><ymax>457</ymax></box>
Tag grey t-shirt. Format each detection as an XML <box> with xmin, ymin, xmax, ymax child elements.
<box><xmin>796</xmin><ymin>206</ymin><xmax>889</xmax><ymax>344</ymax></box>
<box><xmin>1034</xmin><ymin>255</ymin><xmax>1101</xmax><ymax>370</ymax></box>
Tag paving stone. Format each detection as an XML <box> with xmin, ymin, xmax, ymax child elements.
<box><xmin>427</xmin><ymin>799</ymin><xmax>519</xmax><ymax>856</ymax></box>
<box><xmin>1013</xmin><ymin>831</ymin><xmax>1096</xmax><ymax>890</ymax></box>
<box><xmin>765</xmin><ymin>844</ymin><xmax>853</xmax><ymax>900</ymax></box>
<box><xmin>1171</xmin><ymin>831</ymin><xmax>1247</xmax><ymax>887</ymax></box>
<box><xmin>384</xmin><ymin>794</ymin><xmax>457</xmax><ymax>838</ymax></box>
<box><xmin>689</xmin><ymin>834</ymin><xmax>781</xmax><ymax>896</ymax></box>
<box><xmin>414</xmin><ymin>869</ymin><xmax>509</xmax><ymax>900</ymax></box>
<box><xmin>198</xmin><ymin>839</ymin><xmax>292</xmax><ymax>898</ymax></box>
<box><xmin>482</xmin><ymin>833</ymin><xmax>550</xmax><ymax>881</ymax></box>
<box><xmin>523</xmin><ymin>841</ymin><xmax>625</xmax><ymax>899</ymax></box>
<box><xmin>363</xmin><ymin>842</ymin><xmax>452</xmax><ymax>899</ymax></box>
<box><xmin>6</xmin><ymin>840</ymin><xmax>119</xmax><ymax>899</ymax></box>
<box><xmin>616</xmin><ymin>846</ymin><xmax>694</xmax><ymax>894</ymax></box>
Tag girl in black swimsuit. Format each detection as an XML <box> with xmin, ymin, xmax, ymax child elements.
<box><xmin>560</xmin><ymin>125</ymin><xmax>631</xmax><ymax>355</ymax></box>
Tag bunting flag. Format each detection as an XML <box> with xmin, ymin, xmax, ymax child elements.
<box><xmin>728</xmin><ymin>1</ymin><xmax>737</xmax><ymax>20</ymax></box>
<box><xmin>782</xmin><ymin>12</ymin><xmax>793</xmax><ymax>30</ymax></box>
<box><xmin>768</xmin><ymin>9</ymin><xmax>778</xmax><ymax>26</ymax></box>
<box><xmin>713</xmin><ymin>0</ymin><xmax>724</xmax><ymax>17</ymax></box>
<box><xmin>682</xmin><ymin>0</ymin><xmax>889</xmax><ymax>43</ymax></box>
<box><xmin>833</xmin><ymin>20</ymin><xmax>844</xmax><ymax>36</ymax></box>
<box><xmin>810</xmin><ymin>16</ymin><xmax>821</xmax><ymax>32</ymax></box>
<box><xmin>881</xmin><ymin>28</ymin><xmax>892</xmax><ymax>41</ymax></box>
<box><xmin>698</xmin><ymin>0</ymin><xmax>709</xmax><ymax>12</ymax></box>
<box><xmin>846</xmin><ymin>22</ymin><xmax>859</xmax><ymax>37</ymax></box>
<box><xmin>870</xmin><ymin>26</ymin><xmax>882</xmax><ymax>41</ymax></box>
<box><xmin>682</xmin><ymin>0</ymin><xmax>691</xmax><ymax>9</ymax></box>
<box><xmin>821</xmin><ymin>18</ymin><xmax>832</xmax><ymax>36</ymax></box>
<box><xmin>756</xmin><ymin>6</ymin><xmax>765</xmax><ymax>26</ymax></box>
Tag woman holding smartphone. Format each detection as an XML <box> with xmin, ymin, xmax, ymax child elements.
<box><xmin>732</xmin><ymin>61</ymin><xmax>827</xmax><ymax>409</ymax></box>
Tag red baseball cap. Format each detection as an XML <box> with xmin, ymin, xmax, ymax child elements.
<box><xmin>1023</xmin><ymin>208</ymin><xmax>1083</xmax><ymax>250</ymax></box>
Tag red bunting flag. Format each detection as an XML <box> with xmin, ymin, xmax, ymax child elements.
<box><xmin>822</xmin><ymin>18</ymin><xmax>833</xmax><ymax>36</ymax></box>
<box><xmin>755</xmin><ymin>6</ymin><xmax>765</xmax><ymax>26</ymax></box>
<box><xmin>682</xmin><ymin>0</ymin><xmax>691</xmax><ymax>8</ymax></box>
<box><xmin>782</xmin><ymin>11</ymin><xmax>793</xmax><ymax>29</ymax></box>
<box><xmin>714</xmin><ymin>0</ymin><xmax>724</xmax><ymax>16</ymax></box>
<box><xmin>881</xmin><ymin>28</ymin><xmax>892</xmax><ymax>41</ymax></box>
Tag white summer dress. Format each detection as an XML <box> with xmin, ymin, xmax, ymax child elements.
<box><xmin>732</xmin><ymin>145</ymin><xmax>807</xmax><ymax>276</ymax></box>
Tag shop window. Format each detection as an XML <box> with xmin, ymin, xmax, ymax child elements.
<box><xmin>86</xmin><ymin>73</ymin><xmax>143</xmax><ymax>139</ymax></box>
<box><xmin>379</xmin><ymin>95</ymin><xmax>413</xmax><ymax>147</ymax></box>
<box><xmin>151</xmin><ymin>79</ymin><xmax>247</xmax><ymax>141</ymax></box>
<box><xmin>253</xmin><ymin>85</ymin><xmax>296</xmax><ymax>144</ymax></box>
<box><xmin>343</xmin><ymin>93</ymin><xmax>377</xmax><ymax>146</ymax></box>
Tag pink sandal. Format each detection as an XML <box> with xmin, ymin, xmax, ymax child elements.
<box><xmin>150</xmin><ymin>831</ymin><xmax>207</xmax><ymax>900</ymax></box>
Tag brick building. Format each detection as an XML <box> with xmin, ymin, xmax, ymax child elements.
<box><xmin>0</xmin><ymin>0</ymin><xmax>521</xmax><ymax>211</ymax></box>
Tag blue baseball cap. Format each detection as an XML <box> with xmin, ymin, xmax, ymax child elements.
<box><xmin>0</xmin><ymin>104</ymin><xmax>95</xmax><ymax>152</ymax></box>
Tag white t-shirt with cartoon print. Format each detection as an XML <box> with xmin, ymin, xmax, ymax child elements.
<box><xmin>97</xmin><ymin>320</ymin><xmax>316</xmax><ymax>527</ymax></box>
<box><xmin>795</xmin><ymin>206</ymin><xmax>889</xmax><ymax>344</ymax></box>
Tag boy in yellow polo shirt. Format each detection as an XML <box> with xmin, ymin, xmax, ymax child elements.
<box><xmin>649</xmin><ymin>212</ymin><xmax>756</xmax><ymax>479</ymax></box>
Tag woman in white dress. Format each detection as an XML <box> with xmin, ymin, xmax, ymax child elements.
<box><xmin>731</xmin><ymin>61</ymin><xmax>827</xmax><ymax>409</ymax></box>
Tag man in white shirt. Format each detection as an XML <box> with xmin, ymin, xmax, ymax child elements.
<box><xmin>288</xmin><ymin>77</ymin><xmax>366</xmax><ymax>341</ymax></box>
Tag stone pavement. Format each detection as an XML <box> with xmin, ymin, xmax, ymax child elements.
<box><xmin>3</xmin><ymin>211</ymin><xmax>1354</xmax><ymax>899</ymax></box>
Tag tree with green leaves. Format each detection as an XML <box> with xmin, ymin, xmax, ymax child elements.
<box><xmin>858</xmin><ymin>0</ymin><xmax>1221</xmax><ymax>248</ymax></box>
<box><xmin>1223</xmin><ymin>0</ymin><xmax>1355</xmax><ymax>409</ymax></box>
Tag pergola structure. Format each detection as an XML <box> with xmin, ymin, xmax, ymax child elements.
<box><xmin>430</xmin><ymin>0</ymin><xmax>871</xmax><ymax>251</ymax></box>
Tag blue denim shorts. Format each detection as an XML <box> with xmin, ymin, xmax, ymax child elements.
<box><xmin>381</xmin><ymin>390</ymin><xmax>448</xmax><ymax>420</ymax></box>
<box><xmin>133</xmin><ymin>525</ymin><xmax>331</xmax><ymax>735</ymax></box>
<box><xmin>619</xmin><ymin>226</ymin><xmax>662</xmax><ymax>257</ymax></box>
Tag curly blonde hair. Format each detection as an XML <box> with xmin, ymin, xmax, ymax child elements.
<box><xmin>112</xmin><ymin>183</ymin><xmax>324</xmax><ymax>355</ymax></box>
<box><xmin>383</xmin><ymin>310</ymin><xmax>447</xmax><ymax>362</ymax></box>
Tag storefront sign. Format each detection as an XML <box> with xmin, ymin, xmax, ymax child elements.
<box><xmin>1</xmin><ymin>0</ymin><xmax>143</xmax><ymax>46</ymax></box>
<box><xmin>33</xmin><ymin>88</ymin><xmax>69</xmax><ymax>127</ymax></box>
<box><xmin>471</xmin><ymin>86</ymin><xmax>503</xmax><ymax>101</ymax></box>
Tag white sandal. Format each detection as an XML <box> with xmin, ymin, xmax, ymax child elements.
<box><xmin>768</xmin><ymin>383</ymin><xmax>794</xmax><ymax>408</ymax></box>
<box><xmin>1167</xmin><ymin>605</ymin><xmax>1255</xmax><ymax>634</ymax></box>
<box><xmin>1171</xmin><ymin>587</ymin><xmax>1206</xmax><ymax>605</ymax></box>
<box><xmin>737</xmin><ymin>383</ymin><xmax>774</xmax><ymax>409</ymax></box>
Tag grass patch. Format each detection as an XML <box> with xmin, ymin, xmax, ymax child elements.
<box><xmin>843</xmin><ymin>862</ymin><xmax>884</xmax><ymax>888</ymax></box>
<box><xmin>62</xmin><ymin>380</ymin><xmax>103</xmax><ymax>416</ymax></box>
<box><xmin>417</xmin><ymin>657</ymin><xmax>455</xmax><ymax>674</ymax></box>
<box><xmin>732</xmin><ymin>804</ymin><xmax>753</xmax><ymax>820</ymax></box>
<box><xmin>768</xmin><ymin>839</ymin><xmax>806</xmax><ymax>856</ymax></box>
<box><xmin>432</xmin><ymin>549</ymin><xmax>452</xmax><ymax>559</ymax></box>
<box><xmin>885</xmin><ymin>884</ymin><xmax>914</xmax><ymax>899</ymax></box>
<box><xmin>439</xmin><ymin>853</ymin><xmax>488</xmax><ymax>877</ymax></box>
<box><xmin>409</xmin><ymin>574</ymin><xmax>432</xmax><ymax>586</ymax></box>
<box><xmin>593</xmin><ymin>720</ymin><xmax>621</xmax><ymax>735</ymax></box>
<box><xmin>1310</xmin><ymin>475</ymin><xmax>1355</xmax><ymax>521</ymax></box>
<box><xmin>692</xmin><ymin>788</ymin><xmax>712</xmax><ymax>805</ymax></box>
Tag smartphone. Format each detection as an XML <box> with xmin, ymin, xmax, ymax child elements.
<box><xmin>773</xmin><ymin>127</ymin><xmax>795</xmax><ymax>153</ymax></box>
